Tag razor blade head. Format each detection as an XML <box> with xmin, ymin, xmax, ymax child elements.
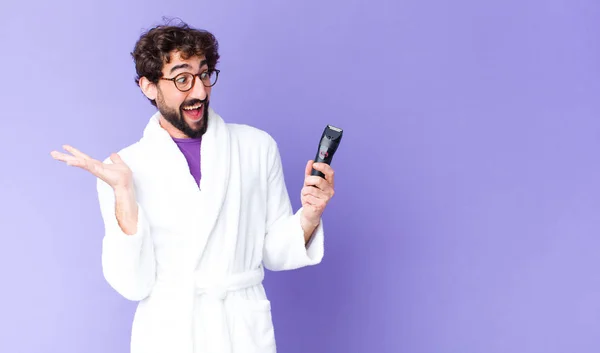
<box><xmin>322</xmin><ymin>125</ymin><xmax>343</xmax><ymax>145</ymax></box>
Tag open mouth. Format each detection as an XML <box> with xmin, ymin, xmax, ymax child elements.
<box><xmin>182</xmin><ymin>102</ymin><xmax>204</xmax><ymax>121</ymax></box>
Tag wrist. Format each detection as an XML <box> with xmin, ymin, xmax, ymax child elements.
<box><xmin>113</xmin><ymin>185</ymin><xmax>138</xmax><ymax>235</ymax></box>
<box><xmin>113</xmin><ymin>185</ymin><xmax>135</xmax><ymax>198</ymax></box>
<box><xmin>300</xmin><ymin>215</ymin><xmax>320</xmax><ymax>232</ymax></box>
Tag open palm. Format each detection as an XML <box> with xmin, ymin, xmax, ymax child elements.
<box><xmin>51</xmin><ymin>145</ymin><xmax>132</xmax><ymax>190</ymax></box>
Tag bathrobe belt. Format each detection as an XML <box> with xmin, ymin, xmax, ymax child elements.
<box><xmin>193</xmin><ymin>265</ymin><xmax>265</xmax><ymax>353</ymax></box>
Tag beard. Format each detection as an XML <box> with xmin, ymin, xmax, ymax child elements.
<box><xmin>156</xmin><ymin>90</ymin><xmax>209</xmax><ymax>138</ymax></box>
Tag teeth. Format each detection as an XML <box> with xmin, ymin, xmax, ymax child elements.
<box><xmin>183</xmin><ymin>103</ymin><xmax>202</xmax><ymax>111</ymax></box>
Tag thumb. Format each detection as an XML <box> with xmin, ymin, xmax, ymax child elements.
<box><xmin>305</xmin><ymin>160</ymin><xmax>314</xmax><ymax>176</ymax></box>
<box><xmin>109</xmin><ymin>153</ymin><xmax>123</xmax><ymax>164</ymax></box>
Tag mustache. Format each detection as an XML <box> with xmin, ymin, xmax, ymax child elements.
<box><xmin>180</xmin><ymin>97</ymin><xmax>208</xmax><ymax>109</ymax></box>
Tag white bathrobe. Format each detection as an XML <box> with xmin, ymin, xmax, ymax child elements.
<box><xmin>96</xmin><ymin>108</ymin><xmax>324</xmax><ymax>353</ymax></box>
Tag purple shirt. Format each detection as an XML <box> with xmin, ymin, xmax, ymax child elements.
<box><xmin>172</xmin><ymin>137</ymin><xmax>202</xmax><ymax>187</ymax></box>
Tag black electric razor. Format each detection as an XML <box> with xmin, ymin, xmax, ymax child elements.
<box><xmin>311</xmin><ymin>125</ymin><xmax>343</xmax><ymax>178</ymax></box>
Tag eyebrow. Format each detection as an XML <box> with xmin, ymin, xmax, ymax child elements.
<box><xmin>169</xmin><ymin>59</ymin><xmax>209</xmax><ymax>74</ymax></box>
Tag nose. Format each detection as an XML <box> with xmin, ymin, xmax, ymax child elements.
<box><xmin>189</xmin><ymin>75</ymin><xmax>208</xmax><ymax>100</ymax></box>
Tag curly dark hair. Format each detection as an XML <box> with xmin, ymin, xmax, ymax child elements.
<box><xmin>131</xmin><ymin>19</ymin><xmax>220</xmax><ymax>106</ymax></box>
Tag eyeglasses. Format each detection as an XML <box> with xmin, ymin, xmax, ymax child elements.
<box><xmin>160</xmin><ymin>69</ymin><xmax>220</xmax><ymax>92</ymax></box>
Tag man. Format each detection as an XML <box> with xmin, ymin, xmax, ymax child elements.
<box><xmin>50</xmin><ymin>20</ymin><xmax>335</xmax><ymax>353</ymax></box>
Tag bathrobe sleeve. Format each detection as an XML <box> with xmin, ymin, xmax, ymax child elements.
<box><xmin>262</xmin><ymin>137</ymin><xmax>325</xmax><ymax>271</ymax></box>
<box><xmin>96</xmin><ymin>171</ymin><xmax>156</xmax><ymax>301</ymax></box>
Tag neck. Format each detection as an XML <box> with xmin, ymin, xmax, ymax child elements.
<box><xmin>158</xmin><ymin>116</ymin><xmax>190</xmax><ymax>139</ymax></box>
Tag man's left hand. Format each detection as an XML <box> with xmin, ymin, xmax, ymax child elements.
<box><xmin>300</xmin><ymin>160</ymin><xmax>335</xmax><ymax>238</ymax></box>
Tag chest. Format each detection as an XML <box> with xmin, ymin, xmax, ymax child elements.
<box><xmin>130</xmin><ymin>144</ymin><xmax>268</xmax><ymax>234</ymax></box>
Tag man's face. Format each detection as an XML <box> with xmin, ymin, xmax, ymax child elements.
<box><xmin>155</xmin><ymin>52</ymin><xmax>212</xmax><ymax>138</ymax></box>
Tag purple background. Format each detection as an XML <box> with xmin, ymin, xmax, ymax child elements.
<box><xmin>1</xmin><ymin>0</ymin><xmax>599</xmax><ymax>352</ymax></box>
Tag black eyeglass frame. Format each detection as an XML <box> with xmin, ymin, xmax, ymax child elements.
<box><xmin>159</xmin><ymin>69</ymin><xmax>220</xmax><ymax>92</ymax></box>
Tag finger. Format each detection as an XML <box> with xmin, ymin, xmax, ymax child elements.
<box><xmin>301</xmin><ymin>192</ymin><xmax>319</xmax><ymax>204</ymax></box>
<box><xmin>50</xmin><ymin>151</ymin><xmax>77</xmax><ymax>163</ymax></box>
<box><xmin>302</xmin><ymin>184</ymin><xmax>328</xmax><ymax>197</ymax></box>
<box><xmin>66</xmin><ymin>158</ymin><xmax>88</xmax><ymax>168</ymax></box>
<box><xmin>62</xmin><ymin>156</ymin><xmax>90</xmax><ymax>170</ymax></box>
<box><xmin>312</xmin><ymin>162</ymin><xmax>335</xmax><ymax>186</ymax></box>
<box><xmin>63</xmin><ymin>145</ymin><xmax>92</xmax><ymax>160</ymax></box>
<box><xmin>52</xmin><ymin>150</ymin><xmax>91</xmax><ymax>168</ymax></box>
<box><xmin>301</xmin><ymin>188</ymin><xmax>321</xmax><ymax>200</ymax></box>
<box><xmin>304</xmin><ymin>175</ymin><xmax>330</xmax><ymax>189</ymax></box>
<box><xmin>311</xmin><ymin>162</ymin><xmax>333</xmax><ymax>173</ymax></box>
<box><xmin>50</xmin><ymin>151</ymin><xmax>65</xmax><ymax>161</ymax></box>
<box><xmin>302</xmin><ymin>185</ymin><xmax>334</xmax><ymax>203</ymax></box>
<box><xmin>302</xmin><ymin>194</ymin><xmax>326</xmax><ymax>211</ymax></box>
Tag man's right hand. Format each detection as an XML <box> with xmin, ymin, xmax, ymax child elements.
<box><xmin>51</xmin><ymin>145</ymin><xmax>133</xmax><ymax>191</ymax></box>
<box><xmin>51</xmin><ymin>145</ymin><xmax>139</xmax><ymax>235</ymax></box>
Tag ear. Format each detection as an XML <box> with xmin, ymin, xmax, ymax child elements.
<box><xmin>139</xmin><ymin>77</ymin><xmax>157</xmax><ymax>101</ymax></box>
